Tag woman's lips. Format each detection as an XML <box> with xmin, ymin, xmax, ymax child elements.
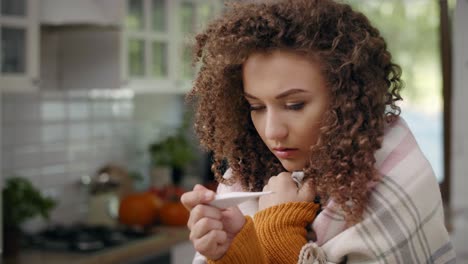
<box><xmin>272</xmin><ymin>148</ymin><xmax>299</xmax><ymax>159</ymax></box>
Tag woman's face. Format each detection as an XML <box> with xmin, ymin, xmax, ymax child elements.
<box><xmin>242</xmin><ymin>50</ymin><xmax>330</xmax><ymax>172</ymax></box>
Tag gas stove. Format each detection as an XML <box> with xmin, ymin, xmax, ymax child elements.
<box><xmin>27</xmin><ymin>224</ymin><xmax>150</xmax><ymax>253</ymax></box>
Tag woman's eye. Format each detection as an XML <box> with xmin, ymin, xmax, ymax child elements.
<box><xmin>249</xmin><ymin>105</ymin><xmax>265</xmax><ymax>111</ymax></box>
<box><xmin>286</xmin><ymin>103</ymin><xmax>304</xmax><ymax>110</ymax></box>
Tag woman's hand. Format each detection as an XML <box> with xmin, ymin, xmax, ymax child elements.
<box><xmin>259</xmin><ymin>172</ymin><xmax>314</xmax><ymax>211</ymax></box>
<box><xmin>181</xmin><ymin>184</ymin><xmax>246</xmax><ymax>260</ymax></box>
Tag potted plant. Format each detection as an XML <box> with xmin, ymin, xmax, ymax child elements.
<box><xmin>149</xmin><ymin>115</ymin><xmax>195</xmax><ymax>186</ymax></box>
<box><xmin>2</xmin><ymin>176</ymin><xmax>57</xmax><ymax>256</ymax></box>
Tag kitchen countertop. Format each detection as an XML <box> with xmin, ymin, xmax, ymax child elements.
<box><xmin>3</xmin><ymin>226</ymin><xmax>190</xmax><ymax>264</ymax></box>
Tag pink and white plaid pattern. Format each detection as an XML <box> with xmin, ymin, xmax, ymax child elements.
<box><xmin>193</xmin><ymin>117</ymin><xmax>456</xmax><ymax>263</ymax></box>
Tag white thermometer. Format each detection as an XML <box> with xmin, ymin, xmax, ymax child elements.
<box><xmin>209</xmin><ymin>191</ymin><xmax>273</xmax><ymax>209</ymax></box>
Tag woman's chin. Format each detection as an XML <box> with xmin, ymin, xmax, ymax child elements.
<box><xmin>279</xmin><ymin>159</ymin><xmax>306</xmax><ymax>172</ymax></box>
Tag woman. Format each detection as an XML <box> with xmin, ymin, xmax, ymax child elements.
<box><xmin>182</xmin><ymin>0</ymin><xmax>455</xmax><ymax>263</ymax></box>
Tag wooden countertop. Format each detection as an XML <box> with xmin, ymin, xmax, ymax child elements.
<box><xmin>3</xmin><ymin>226</ymin><xmax>190</xmax><ymax>264</ymax></box>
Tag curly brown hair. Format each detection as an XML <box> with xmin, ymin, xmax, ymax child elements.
<box><xmin>186</xmin><ymin>0</ymin><xmax>403</xmax><ymax>223</ymax></box>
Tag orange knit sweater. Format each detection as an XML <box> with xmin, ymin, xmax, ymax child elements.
<box><xmin>207</xmin><ymin>202</ymin><xmax>320</xmax><ymax>264</ymax></box>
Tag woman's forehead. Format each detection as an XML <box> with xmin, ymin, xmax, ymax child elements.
<box><xmin>242</xmin><ymin>50</ymin><xmax>327</xmax><ymax>96</ymax></box>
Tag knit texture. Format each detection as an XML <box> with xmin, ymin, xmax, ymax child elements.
<box><xmin>254</xmin><ymin>202</ymin><xmax>320</xmax><ymax>264</ymax></box>
<box><xmin>208</xmin><ymin>216</ymin><xmax>266</xmax><ymax>264</ymax></box>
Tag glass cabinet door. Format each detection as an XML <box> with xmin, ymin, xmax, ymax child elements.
<box><xmin>1</xmin><ymin>0</ymin><xmax>26</xmax><ymax>16</ymax></box>
<box><xmin>0</xmin><ymin>0</ymin><xmax>39</xmax><ymax>91</ymax></box>
<box><xmin>124</xmin><ymin>0</ymin><xmax>169</xmax><ymax>80</ymax></box>
<box><xmin>151</xmin><ymin>41</ymin><xmax>167</xmax><ymax>78</ymax></box>
<box><xmin>152</xmin><ymin>0</ymin><xmax>167</xmax><ymax>32</ymax></box>
<box><xmin>1</xmin><ymin>26</ymin><xmax>26</xmax><ymax>73</ymax></box>
<box><xmin>1</xmin><ymin>0</ymin><xmax>27</xmax><ymax>74</ymax></box>
<box><xmin>128</xmin><ymin>38</ymin><xmax>145</xmax><ymax>77</ymax></box>
<box><xmin>122</xmin><ymin>0</ymin><xmax>222</xmax><ymax>93</ymax></box>
<box><xmin>126</xmin><ymin>0</ymin><xmax>144</xmax><ymax>31</ymax></box>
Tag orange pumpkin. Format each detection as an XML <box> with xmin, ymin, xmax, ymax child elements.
<box><xmin>159</xmin><ymin>201</ymin><xmax>190</xmax><ymax>226</ymax></box>
<box><xmin>118</xmin><ymin>192</ymin><xmax>162</xmax><ymax>227</ymax></box>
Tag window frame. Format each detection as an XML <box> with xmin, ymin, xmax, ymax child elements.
<box><xmin>0</xmin><ymin>0</ymin><xmax>39</xmax><ymax>92</ymax></box>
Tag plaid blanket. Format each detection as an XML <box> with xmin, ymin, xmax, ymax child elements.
<box><xmin>302</xmin><ymin>117</ymin><xmax>456</xmax><ymax>263</ymax></box>
<box><xmin>193</xmin><ymin>117</ymin><xmax>456</xmax><ymax>263</ymax></box>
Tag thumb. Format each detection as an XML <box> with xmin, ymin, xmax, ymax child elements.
<box><xmin>297</xmin><ymin>180</ymin><xmax>315</xmax><ymax>203</ymax></box>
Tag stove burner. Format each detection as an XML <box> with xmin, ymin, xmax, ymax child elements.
<box><xmin>29</xmin><ymin>224</ymin><xmax>149</xmax><ymax>252</ymax></box>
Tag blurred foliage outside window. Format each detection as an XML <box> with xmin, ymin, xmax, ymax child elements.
<box><xmin>129</xmin><ymin>39</ymin><xmax>145</xmax><ymax>77</ymax></box>
<box><xmin>181</xmin><ymin>2</ymin><xmax>196</xmax><ymax>34</ymax></box>
<box><xmin>152</xmin><ymin>41</ymin><xmax>167</xmax><ymax>77</ymax></box>
<box><xmin>180</xmin><ymin>1</ymin><xmax>217</xmax><ymax>80</ymax></box>
<box><xmin>152</xmin><ymin>0</ymin><xmax>167</xmax><ymax>32</ymax></box>
<box><xmin>347</xmin><ymin>0</ymin><xmax>456</xmax><ymax>182</ymax></box>
<box><xmin>127</xmin><ymin>0</ymin><xmax>144</xmax><ymax>31</ymax></box>
<box><xmin>125</xmin><ymin>0</ymin><xmax>169</xmax><ymax>79</ymax></box>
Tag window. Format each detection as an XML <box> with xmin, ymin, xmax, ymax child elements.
<box><xmin>347</xmin><ymin>0</ymin><xmax>455</xmax><ymax>185</ymax></box>
<box><xmin>0</xmin><ymin>0</ymin><xmax>27</xmax><ymax>74</ymax></box>
<box><xmin>124</xmin><ymin>0</ymin><xmax>169</xmax><ymax>79</ymax></box>
<box><xmin>179</xmin><ymin>0</ymin><xmax>219</xmax><ymax>80</ymax></box>
<box><xmin>1</xmin><ymin>26</ymin><xmax>26</xmax><ymax>73</ymax></box>
<box><xmin>123</xmin><ymin>0</ymin><xmax>223</xmax><ymax>92</ymax></box>
<box><xmin>1</xmin><ymin>0</ymin><xmax>26</xmax><ymax>16</ymax></box>
<box><xmin>0</xmin><ymin>0</ymin><xmax>39</xmax><ymax>92</ymax></box>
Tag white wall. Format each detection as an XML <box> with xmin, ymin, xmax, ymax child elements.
<box><xmin>451</xmin><ymin>0</ymin><xmax>468</xmax><ymax>211</ymax></box>
<box><xmin>1</xmin><ymin>90</ymin><xmax>186</xmax><ymax>231</ymax></box>
<box><xmin>450</xmin><ymin>1</ymin><xmax>468</xmax><ymax>257</ymax></box>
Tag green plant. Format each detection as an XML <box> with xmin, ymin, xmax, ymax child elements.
<box><xmin>2</xmin><ymin>176</ymin><xmax>57</xmax><ymax>229</ymax></box>
<box><xmin>149</xmin><ymin>132</ymin><xmax>195</xmax><ymax>169</ymax></box>
<box><xmin>149</xmin><ymin>114</ymin><xmax>195</xmax><ymax>170</ymax></box>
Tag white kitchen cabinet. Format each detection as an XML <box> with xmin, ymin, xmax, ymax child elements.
<box><xmin>2</xmin><ymin>0</ymin><xmax>223</xmax><ymax>93</ymax></box>
<box><xmin>40</xmin><ymin>0</ymin><xmax>122</xmax><ymax>26</ymax></box>
<box><xmin>0</xmin><ymin>0</ymin><xmax>40</xmax><ymax>92</ymax></box>
<box><xmin>40</xmin><ymin>27</ymin><xmax>122</xmax><ymax>90</ymax></box>
<box><xmin>121</xmin><ymin>0</ymin><xmax>223</xmax><ymax>93</ymax></box>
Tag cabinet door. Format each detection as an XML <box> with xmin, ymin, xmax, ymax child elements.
<box><xmin>122</xmin><ymin>0</ymin><xmax>174</xmax><ymax>93</ymax></box>
<box><xmin>0</xmin><ymin>0</ymin><xmax>39</xmax><ymax>92</ymax></box>
<box><xmin>121</xmin><ymin>0</ymin><xmax>223</xmax><ymax>94</ymax></box>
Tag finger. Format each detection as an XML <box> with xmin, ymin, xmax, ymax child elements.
<box><xmin>277</xmin><ymin>171</ymin><xmax>293</xmax><ymax>181</ymax></box>
<box><xmin>221</xmin><ymin>206</ymin><xmax>246</xmax><ymax>234</ymax></box>
<box><xmin>194</xmin><ymin>230</ymin><xmax>228</xmax><ymax>257</ymax></box>
<box><xmin>181</xmin><ymin>188</ymin><xmax>216</xmax><ymax>211</ymax></box>
<box><xmin>297</xmin><ymin>180</ymin><xmax>315</xmax><ymax>202</ymax></box>
<box><xmin>189</xmin><ymin>217</ymin><xmax>223</xmax><ymax>241</ymax></box>
<box><xmin>266</xmin><ymin>175</ymin><xmax>277</xmax><ymax>185</ymax></box>
<box><xmin>187</xmin><ymin>204</ymin><xmax>222</xmax><ymax>229</ymax></box>
<box><xmin>193</xmin><ymin>184</ymin><xmax>208</xmax><ymax>191</ymax></box>
<box><xmin>277</xmin><ymin>172</ymin><xmax>297</xmax><ymax>187</ymax></box>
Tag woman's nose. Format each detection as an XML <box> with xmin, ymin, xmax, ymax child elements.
<box><xmin>264</xmin><ymin>111</ymin><xmax>288</xmax><ymax>140</ymax></box>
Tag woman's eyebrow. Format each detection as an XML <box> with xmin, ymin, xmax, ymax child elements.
<box><xmin>275</xmin><ymin>88</ymin><xmax>307</xmax><ymax>99</ymax></box>
<box><xmin>244</xmin><ymin>88</ymin><xmax>308</xmax><ymax>100</ymax></box>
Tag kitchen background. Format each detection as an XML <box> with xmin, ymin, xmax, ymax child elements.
<box><xmin>1</xmin><ymin>0</ymin><xmax>468</xmax><ymax>263</ymax></box>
